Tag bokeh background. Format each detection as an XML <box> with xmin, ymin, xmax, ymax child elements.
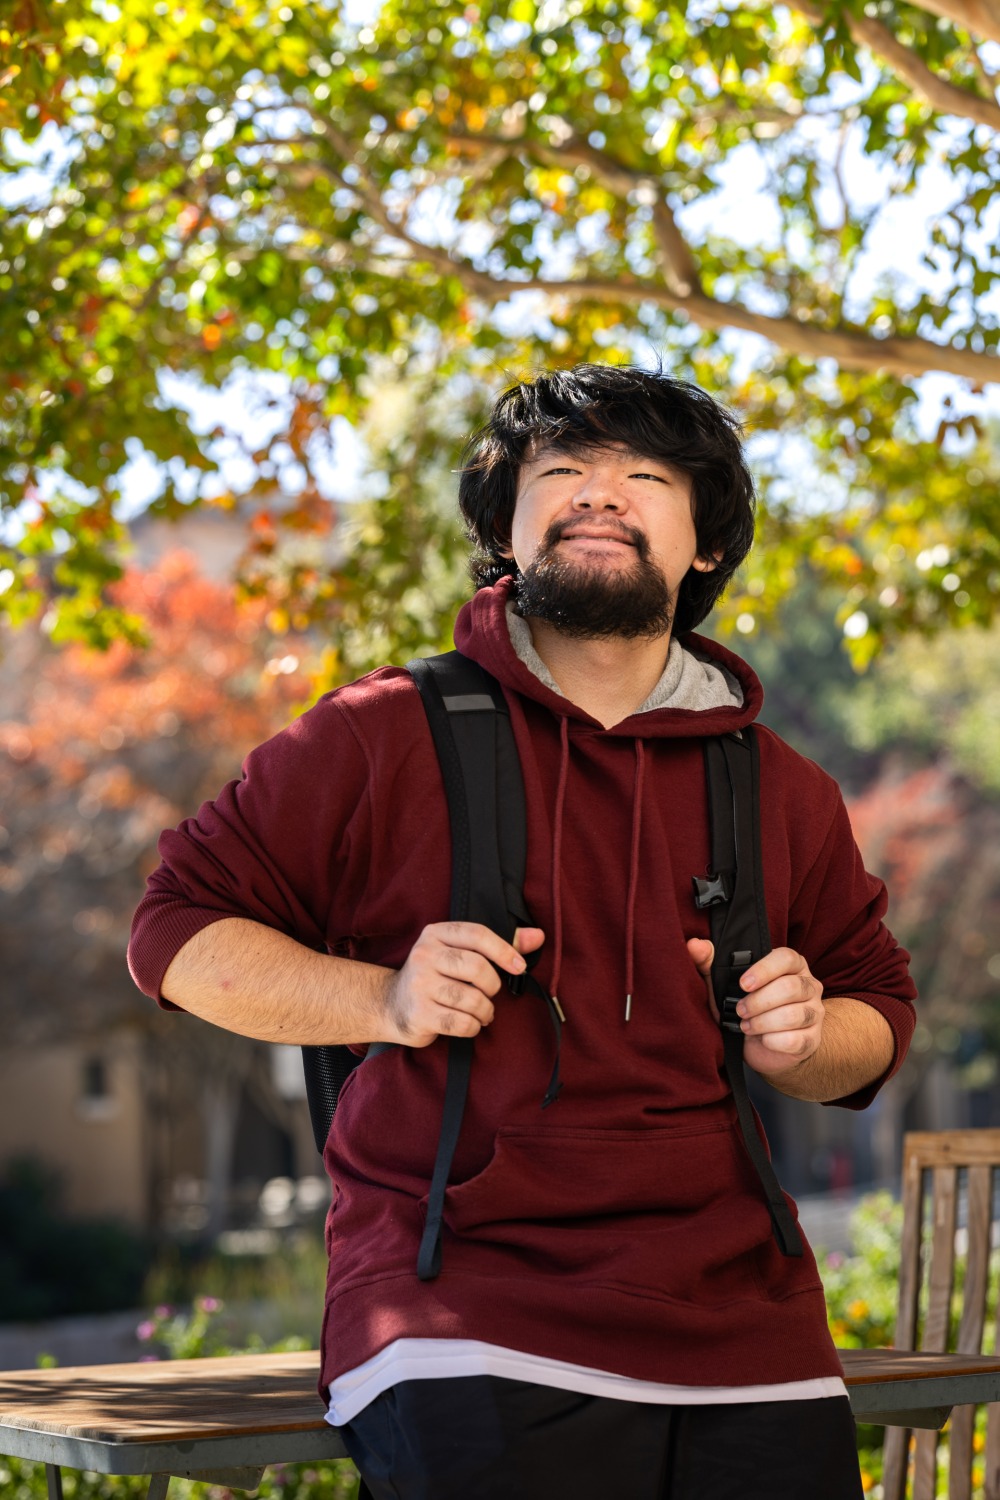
<box><xmin>2</xmin><ymin>0</ymin><xmax>1000</xmax><ymax>1492</ymax></box>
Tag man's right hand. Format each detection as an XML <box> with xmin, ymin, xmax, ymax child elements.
<box><xmin>378</xmin><ymin>922</ymin><xmax>545</xmax><ymax>1047</ymax></box>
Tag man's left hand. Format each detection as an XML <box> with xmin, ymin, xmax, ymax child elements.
<box><xmin>687</xmin><ymin>939</ymin><xmax>824</xmax><ymax>1078</ymax></box>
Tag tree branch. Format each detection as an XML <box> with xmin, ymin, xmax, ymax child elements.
<box><xmin>494</xmin><ymin>278</ymin><xmax>996</xmax><ymax>383</ymax></box>
<box><xmin>910</xmin><ymin>0</ymin><xmax>1000</xmax><ymax>47</ymax></box>
<box><xmin>447</xmin><ymin>126</ymin><xmax>700</xmax><ymax>296</ymax></box>
<box><xmin>797</xmin><ymin>2</ymin><xmax>1000</xmax><ymax>129</ymax></box>
<box><xmin>258</xmin><ymin>115</ymin><xmax>999</xmax><ymax>384</ymax></box>
<box><xmin>298</xmin><ymin>117</ymin><xmax>501</xmax><ymax>300</ymax></box>
<box><xmin>537</xmin><ymin>129</ymin><xmax>700</xmax><ymax>297</ymax></box>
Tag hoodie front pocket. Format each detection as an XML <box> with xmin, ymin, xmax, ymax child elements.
<box><xmin>440</xmin><ymin>1123</ymin><xmax>790</xmax><ymax>1306</ymax></box>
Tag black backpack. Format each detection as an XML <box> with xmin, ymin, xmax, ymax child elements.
<box><xmin>301</xmin><ymin>650</ymin><xmax>803</xmax><ymax>1278</ymax></box>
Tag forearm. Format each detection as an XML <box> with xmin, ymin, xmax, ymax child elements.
<box><xmin>161</xmin><ymin>918</ymin><xmax>395</xmax><ymax>1045</ymax></box>
<box><xmin>763</xmin><ymin>997</ymin><xmax>895</xmax><ymax>1103</ymax></box>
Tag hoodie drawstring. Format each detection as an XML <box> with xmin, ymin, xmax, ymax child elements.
<box><xmin>548</xmin><ymin>714</ymin><xmax>570</xmax><ymax>1021</ymax></box>
<box><xmin>547</xmin><ymin>720</ymin><xmax>645</xmax><ymax>1035</ymax></box>
<box><xmin>624</xmin><ymin>740</ymin><xmax>645</xmax><ymax>1022</ymax></box>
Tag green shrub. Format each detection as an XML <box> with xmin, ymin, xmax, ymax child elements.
<box><xmin>142</xmin><ymin>1230</ymin><xmax>327</xmax><ymax>1315</ymax></box>
<box><xmin>821</xmin><ymin>1190</ymin><xmax>902</xmax><ymax>1352</ymax></box>
<box><xmin>0</xmin><ymin>1455</ymin><xmax>360</xmax><ymax>1499</ymax></box>
<box><xmin>0</xmin><ymin>1158</ymin><xmax>149</xmax><ymax>1320</ymax></box>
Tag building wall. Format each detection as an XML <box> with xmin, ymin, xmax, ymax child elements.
<box><xmin>0</xmin><ymin>1031</ymin><xmax>147</xmax><ymax>1225</ymax></box>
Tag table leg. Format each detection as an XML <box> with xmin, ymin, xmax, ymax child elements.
<box><xmin>44</xmin><ymin>1465</ymin><xmax>64</xmax><ymax>1500</ymax></box>
<box><xmin>146</xmin><ymin>1475</ymin><xmax>171</xmax><ymax>1500</ymax></box>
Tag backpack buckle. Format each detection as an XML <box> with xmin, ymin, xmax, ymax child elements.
<box><xmin>692</xmin><ymin>871</ymin><xmax>733</xmax><ymax>909</ymax></box>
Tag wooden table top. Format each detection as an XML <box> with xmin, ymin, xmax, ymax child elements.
<box><xmin>4</xmin><ymin>1347</ymin><xmax>1000</xmax><ymax>1448</ymax></box>
<box><xmin>0</xmin><ymin>1351</ymin><xmax>327</xmax><ymax>1445</ymax></box>
<box><xmin>838</xmin><ymin>1348</ymin><xmax>1000</xmax><ymax>1385</ymax></box>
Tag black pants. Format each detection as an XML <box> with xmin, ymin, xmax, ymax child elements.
<box><xmin>341</xmin><ymin>1376</ymin><xmax>864</xmax><ymax>1500</ymax></box>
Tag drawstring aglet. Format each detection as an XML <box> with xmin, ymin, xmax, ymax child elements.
<box><xmin>625</xmin><ymin>993</ymin><xmax>632</xmax><ymax>1023</ymax></box>
<box><xmin>550</xmin><ymin>994</ymin><xmax>566</xmax><ymax>1025</ymax></box>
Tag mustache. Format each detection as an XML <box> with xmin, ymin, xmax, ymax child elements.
<box><xmin>538</xmin><ymin>517</ymin><xmax>651</xmax><ymax>558</ymax></box>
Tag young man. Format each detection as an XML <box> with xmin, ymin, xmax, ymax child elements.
<box><xmin>129</xmin><ymin>364</ymin><xmax>916</xmax><ymax>1500</ymax></box>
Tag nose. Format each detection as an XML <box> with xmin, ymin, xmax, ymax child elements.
<box><xmin>570</xmin><ymin>470</ymin><xmax>625</xmax><ymax>512</ymax></box>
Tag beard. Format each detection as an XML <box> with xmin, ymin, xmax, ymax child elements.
<box><xmin>514</xmin><ymin>517</ymin><xmax>675</xmax><ymax>640</ymax></box>
<box><xmin>515</xmin><ymin>516</ymin><xmax>671</xmax><ymax>639</ymax></box>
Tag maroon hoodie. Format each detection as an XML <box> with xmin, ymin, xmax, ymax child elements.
<box><xmin>129</xmin><ymin>578</ymin><xmax>916</xmax><ymax>1393</ymax></box>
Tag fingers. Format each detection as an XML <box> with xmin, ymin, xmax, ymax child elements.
<box><xmin>514</xmin><ymin>926</ymin><xmax>546</xmax><ymax>957</ymax></box>
<box><xmin>740</xmin><ymin>947</ymin><xmax>813</xmax><ymax>994</ymax></box>
<box><xmin>686</xmin><ymin>937</ymin><xmax>714</xmax><ymax>977</ymax></box>
<box><xmin>736</xmin><ymin>948</ymin><xmax>823</xmax><ymax>1065</ymax></box>
<box><xmin>386</xmin><ymin>966</ymin><xmax>495</xmax><ymax>1045</ymax></box>
<box><xmin>433</xmin><ymin>979</ymin><xmax>498</xmax><ymax>1036</ymax></box>
<box><xmin>387</xmin><ymin>922</ymin><xmax>547</xmax><ymax>1048</ymax></box>
<box><xmin>737</xmin><ymin>954</ymin><xmax>821</xmax><ymax>1026</ymax></box>
<box><xmin>739</xmin><ymin>1001</ymin><xmax>822</xmax><ymax>1047</ymax></box>
<box><xmin>685</xmin><ymin>941</ymin><xmax>823</xmax><ymax>1066</ymax></box>
<box><xmin>433</xmin><ymin>940</ymin><xmax>506</xmax><ymax>1000</ymax></box>
<box><xmin>686</xmin><ymin>937</ymin><xmax>718</xmax><ymax>1023</ymax></box>
<box><xmin>433</xmin><ymin>920</ymin><xmax>535</xmax><ymax>977</ymax></box>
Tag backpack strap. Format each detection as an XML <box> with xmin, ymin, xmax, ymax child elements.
<box><xmin>407</xmin><ymin>651</ymin><xmax>541</xmax><ymax>1280</ymax></box>
<box><xmin>298</xmin><ymin>654</ymin><xmax>517</xmax><ymax>1157</ymax></box>
<box><xmin>408</xmin><ymin>652</ymin><xmax>519</xmax><ymax>941</ymax></box>
<box><xmin>298</xmin><ymin>652</ymin><xmax>540</xmax><ymax>1176</ymax></box>
<box><xmin>694</xmin><ymin>729</ymin><xmax>804</xmax><ymax>1259</ymax></box>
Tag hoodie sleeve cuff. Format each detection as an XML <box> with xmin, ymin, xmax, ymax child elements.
<box><xmin>127</xmin><ymin>896</ymin><xmax>247</xmax><ymax>1009</ymax></box>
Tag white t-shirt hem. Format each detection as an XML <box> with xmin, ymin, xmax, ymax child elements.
<box><xmin>324</xmin><ymin>1339</ymin><xmax>847</xmax><ymax>1426</ymax></box>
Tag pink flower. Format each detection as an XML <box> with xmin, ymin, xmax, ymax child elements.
<box><xmin>196</xmin><ymin>1295</ymin><xmax>222</xmax><ymax>1313</ymax></box>
<box><xmin>154</xmin><ymin>1305</ymin><xmax>172</xmax><ymax>1319</ymax></box>
<box><xmin>136</xmin><ymin>1320</ymin><xmax>156</xmax><ymax>1342</ymax></box>
<box><xmin>826</xmin><ymin>1251</ymin><xmax>845</xmax><ymax>1269</ymax></box>
<box><xmin>138</xmin><ymin>1354</ymin><xmax>161</xmax><ymax>1363</ymax></box>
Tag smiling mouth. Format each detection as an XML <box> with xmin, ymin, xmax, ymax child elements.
<box><xmin>560</xmin><ymin>533</ymin><xmax>634</xmax><ymax>546</ymax></box>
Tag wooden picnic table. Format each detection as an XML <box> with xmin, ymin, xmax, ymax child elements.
<box><xmin>0</xmin><ymin>1352</ymin><xmax>347</xmax><ymax>1499</ymax></box>
<box><xmin>4</xmin><ymin>1347</ymin><xmax>1000</xmax><ymax>1498</ymax></box>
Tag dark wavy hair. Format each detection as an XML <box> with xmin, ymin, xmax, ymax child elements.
<box><xmin>457</xmin><ymin>363</ymin><xmax>756</xmax><ymax>633</ymax></box>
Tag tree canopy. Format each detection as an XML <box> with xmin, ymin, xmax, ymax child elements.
<box><xmin>2</xmin><ymin>0</ymin><xmax>999</xmax><ymax>666</ymax></box>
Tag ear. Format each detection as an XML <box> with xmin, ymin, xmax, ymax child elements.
<box><xmin>691</xmin><ymin>551</ymin><xmax>722</xmax><ymax>574</ymax></box>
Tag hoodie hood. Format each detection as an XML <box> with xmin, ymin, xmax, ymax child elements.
<box><xmin>453</xmin><ymin>575</ymin><xmax>764</xmax><ymax>737</ymax></box>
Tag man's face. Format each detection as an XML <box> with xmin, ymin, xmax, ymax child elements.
<box><xmin>502</xmin><ymin>442</ymin><xmax>715</xmax><ymax>639</ymax></box>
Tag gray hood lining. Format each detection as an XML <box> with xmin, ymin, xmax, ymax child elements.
<box><xmin>506</xmin><ymin>603</ymin><xmax>743</xmax><ymax>715</ymax></box>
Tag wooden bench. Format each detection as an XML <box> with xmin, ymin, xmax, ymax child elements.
<box><xmin>880</xmin><ymin>1130</ymin><xmax>1000</xmax><ymax>1500</ymax></box>
<box><xmin>5</xmin><ymin>1347</ymin><xmax>1000</xmax><ymax>1499</ymax></box>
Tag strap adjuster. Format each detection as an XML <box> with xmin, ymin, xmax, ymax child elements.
<box><xmin>720</xmin><ymin>995</ymin><xmax>744</xmax><ymax>1033</ymax></box>
<box><xmin>714</xmin><ymin>951</ymin><xmax>753</xmax><ymax>1033</ymax></box>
